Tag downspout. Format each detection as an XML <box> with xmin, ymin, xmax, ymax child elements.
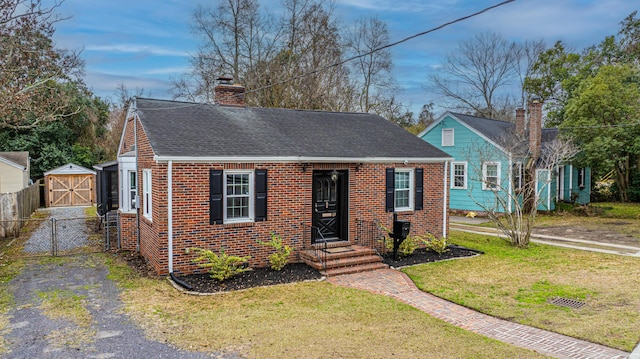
<box><xmin>133</xmin><ymin>103</ymin><xmax>140</xmax><ymax>252</ymax></box>
<box><xmin>442</xmin><ymin>161</ymin><xmax>448</xmax><ymax>238</ymax></box>
<box><xmin>568</xmin><ymin>163</ymin><xmax>573</xmax><ymax>201</ymax></box>
<box><xmin>547</xmin><ymin>170</ymin><xmax>552</xmax><ymax>210</ymax></box>
<box><xmin>507</xmin><ymin>154</ymin><xmax>513</xmax><ymax>213</ymax></box>
<box><xmin>168</xmin><ymin>160</ymin><xmax>173</xmax><ymax>274</ymax></box>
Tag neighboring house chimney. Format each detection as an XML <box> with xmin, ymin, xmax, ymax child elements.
<box><xmin>214</xmin><ymin>76</ymin><xmax>245</xmax><ymax>106</ymax></box>
<box><xmin>515</xmin><ymin>107</ymin><xmax>525</xmax><ymax>138</ymax></box>
<box><xmin>529</xmin><ymin>99</ymin><xmax>542</xmax><ymax>159</ymax></box>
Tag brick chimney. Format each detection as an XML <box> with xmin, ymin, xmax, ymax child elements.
<box><xmin>528</xmin><ymin>99</ymin><xmax>542</xmax><ymax>159</ymax></box>
<box><xmin>515</xmin><ymin>107</ymin><xmax>525</xmax><ymax>137</ymax></box>
<box><xmin>214</xmin><ymin>77</ymin><xmax>245</xmax><ymax>106</ymax></box>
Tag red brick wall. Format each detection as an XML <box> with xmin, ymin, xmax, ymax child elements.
<box><xmin>119</xmin><ymin>116</ymin><xmax>136</xmax><ymax>155</ymax></box>
<box><xmin>122</xmin><ymin>161</ymin><xmax>448</xmax><ymax>275</ymax></box>
<box><xmin>119</xmin><ymin>213</ymin><xmax>137</xmax><ymax>251</ymax></box>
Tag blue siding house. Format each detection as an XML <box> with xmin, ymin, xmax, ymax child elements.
<box><xmin>418</xmin><ymin>102</ymin><xmax>590</xmax><ymax>213</ymax></box>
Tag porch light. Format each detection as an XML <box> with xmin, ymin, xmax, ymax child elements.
<box><xmin>330</xmin><ymin>169</ymin><xmax>339</xmax><ymax>182</ymax></box>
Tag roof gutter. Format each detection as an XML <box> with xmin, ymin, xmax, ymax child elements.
<box><xmin>0</xmin><ymin>157</ymin><xmax>27</xmax><ymax>171</ymax></box>
<box><xmin>153</xmin><ymin>156</ymin><xmax>454</xmax><ymax>164</ymax></box>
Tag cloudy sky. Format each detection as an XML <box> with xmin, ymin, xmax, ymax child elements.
<box><xmin>53</xmin><ymin>0</ymin><xmax>637</xmax><ymax>115</ymax></box>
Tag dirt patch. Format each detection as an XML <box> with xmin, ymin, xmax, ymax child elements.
<box><xmin>534</xmin><ymin>225</ymin><xmax>640</xmax><ymax>247</ymax></box>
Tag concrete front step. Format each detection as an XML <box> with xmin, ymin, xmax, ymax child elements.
<box><xmin>301</xmin><ymin>244</ymin><xmax>387</xmax><ymax>276</ymax></box>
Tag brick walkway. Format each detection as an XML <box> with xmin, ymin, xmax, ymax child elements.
<box><xmin>328</xmin><ymin>269</ymin><xmax>629</xmax><ymax>359</ymax></box>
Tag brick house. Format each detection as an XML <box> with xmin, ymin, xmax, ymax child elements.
<box><xmin>116</xmin><ymin>81</ymin><xmax>453</xmax><ymax>276</ymax></box>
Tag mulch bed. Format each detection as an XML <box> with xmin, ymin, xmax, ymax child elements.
<box><xmin>128</xmin><ymin>245</ymin><xmax>481</xmax><ymax>294</ymax></box>
<box><xmin>382</xmin><ymin>245</ymin><xmax>482</xmax><ymax>268</ymax></box>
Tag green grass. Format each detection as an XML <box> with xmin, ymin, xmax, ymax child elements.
<box><xmin>83</xmin><ymin>205</ymin><xmax>98</xmax><ymax>217</ymax></box>
<box><xmin>105</xmin><ymin>255</ymin><xmax>547</xmax><ymax>358</ymax></box>
<box><xmin>590</xmin><ymin>202</ymin><xmax>640</xmax><ymax>219</ymax></box>
<box><xmin>37</xmin><ymin>289</ymin><xmax>92</xmax><ymax>326</ymax></box>
<box><xmin>403</xmin><ymin>231</ymin><xmax>640</xmax><ymax>351</ymax></box>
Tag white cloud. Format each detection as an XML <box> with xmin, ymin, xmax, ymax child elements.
<box><xmin>85</xmin><ymin>44</ymin><xmax>189</xmax><ymax>57</ymax></box>
<box><xmin>336</xmin><ymin>0</ymin><xmax>454</xmax><ymax>12</ymax></box>
<box><xmin>85</xmin><ymin>72</ymin><xmax>173</xmax><ymax>102</ymax></box>
<box><xmin>143</xmin><ymin>66</ymin><xmax>192</xmax><ymax>75</ymax></box>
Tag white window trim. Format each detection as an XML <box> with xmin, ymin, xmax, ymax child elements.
<box><xmin>512</xmin><ymin>162</ymin><xmax>523</xmax><ymax>190</ymax></box>
<box><xmin>578</xmin><ymin>167</ymin><xmax>586</xmax><ymax>188</ymax></box>
<box><xmin>142</xmin><ymin>169</ymin><xmax>152</xmax><ymax>221</ymax></box>
<box><xmin>482</xmin><ymin>162</ymin><xmax>501</xmax><ymax>191</ymax></box>
<box><xmin>451</xmin><ymin>162</ymin><xmax>467</xmax><ymax>189</ymax></box>
<box><xmin>394</xmin><ymin>168</ymin><xmax>414</xmax><ymax>212</ymax></box>
<box><xmin>118</xmin><ymin>156</ymin><xmax>136</xmax><ymax>213</ymax></box>
<box><xmin>442</xmin><ymin>128</ymin><xmax>454</xmax><ymax>146</ymax></box>
<box><xmin>223</xmin><ymin>170</ymin><xmax>254</xmax><ymax>224</ymax></box>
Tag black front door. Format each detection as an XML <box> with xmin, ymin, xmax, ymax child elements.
<box><xmin>312</xmin><ymin>171</ymin><xmax>347</xmax><ymax>243</ymax></box>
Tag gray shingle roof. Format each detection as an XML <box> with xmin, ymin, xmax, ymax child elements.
<box><xmin>0</xmin><ymin>151</ymin><xmax>28</xmax><ymax>169</ymax></box>
<box><xmin>450</xmin><ymin>112</ymin><xmax>558</xmax><ymax>145</ymax></box>
<box><xmin>134</xmin><ymin>98</ymin><xmax>451</xmax><ymax>161</ymax></box>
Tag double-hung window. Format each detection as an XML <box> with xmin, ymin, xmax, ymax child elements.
<box><xmin>451</xmin><ymin>162</ymin><xmax>467</xmax><ymax>189</ymax></box>
<box><xmin>482</xmin><ymin>162</ymin><xmax>500</xmax><ymax>190</ymax></box>
<box><xmin>512</xmin><ymin>162</ymin><xmax>523</xmax><ymax>190</ymax></box>
<box><xmin>129</xmin><ymin>171</ymin><xmax>137</xmax><ymax>209</ymax></box>
<box><xmin>225</xmin><ymin>171</ymin><xmax>253</xmax><ymax>223</ymax></box>
<box><xmin>394</xmin><ymin>169</ymin><xmax>414</xmax><ymax>211</ymax></box>
<box><xmin>210</xmin><ymin>169</ymin><xmax>267</xmax><ymax>225</ymax></box>
<box><xmin>142</xmin><ymin>169</ymin><xmax>152</xmax><ymax>220</ymax></box>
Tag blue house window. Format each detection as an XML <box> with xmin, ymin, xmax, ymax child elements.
<box><xmin>442</xmin><ymin>128</ymin><xmax>454</xmax><ymax>146</ymax></box>
<box><xmin>578</xmin><ymin>168</ymin><xmax>585</xmax><ymax>189</ymax></box>
<box><xmin>482</xmin><ymin>162</ymin><xmax>500</xmax><ymax>191</ymax></box>
<box><xmin>512</xmin><ymin>162</ymin><xmax>523</xmax><ymax>190</ymax></box>
<box><xmin>451</xmin><ymin>162</ymin><xmax>467</xmax><ymax>189</ymax></box>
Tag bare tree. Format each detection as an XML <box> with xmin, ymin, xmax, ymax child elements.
<box><xmin>345</xmin><ymin>16</ymin><xmax>394</xmax><ymax>113</ymax></box>
<box><xmin>0</xmin><ymin>0</ymin><xmax>84</xmax><ymax>129</ymax></box>
<box><xmin>513</xmin><ymin>39</ymin><xmax>547</xmax><ymax>107</ymax></box>
<box><xmin>428</xmin><ymin>32</ymin><xmax>546</xmax><ymax>121</ymax></box>
<box><xmin>99</xmin><ymin>84</ymin><xmax>145</xmax><ymax>159</ymax></box>
<box><xmin>172</xmin><ymin>0</ymin><xmax>278</xmax><ymax>104</ymax></box>
<box><xmin>467</xmin><ymin>131</ymin><xmax>579</xmax><ymax>247</ymax></box>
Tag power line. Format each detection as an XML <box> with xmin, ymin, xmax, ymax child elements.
<box><xmin>218</xmin><ymin>0</ymin><xmax>516</xmax><ymax>102</ymax></box>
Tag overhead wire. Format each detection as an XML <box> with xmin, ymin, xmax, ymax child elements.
<box><xmin>214</xmin><ymin>0</ymin><xmax>517</xmax><ymax>103</ymax></box>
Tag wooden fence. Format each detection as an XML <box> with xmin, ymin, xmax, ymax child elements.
<box><xmin>0</xmin><ymin>180</ymin><xmax>41</xmax><ymax>238</ymax></box>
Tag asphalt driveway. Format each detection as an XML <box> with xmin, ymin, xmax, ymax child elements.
<box><xmin>2</xmin><ymin>207</ymin><xmax>236</xmax><ymax>359</ymax></box>
<box><xmin>2</xmin><ymin>253</ymin><xmax>235</xmax><ymax>359</ymax></box>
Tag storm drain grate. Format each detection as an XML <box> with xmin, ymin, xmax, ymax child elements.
<box><xmin>547</xmin><ymin>297</ymin><xmax>586</xmax><ymax>309</ymax></box>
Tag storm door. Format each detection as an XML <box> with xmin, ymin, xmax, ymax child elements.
<box><xmin>312</xmin><ymin>170</ymin><xmax>347</xmax><ymax>243</ymax></box>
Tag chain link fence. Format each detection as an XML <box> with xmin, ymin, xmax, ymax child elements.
<box><xmin>1</xmin><ymin>214</ymin><xmax>104</xmax><ymax>257</ymax></box>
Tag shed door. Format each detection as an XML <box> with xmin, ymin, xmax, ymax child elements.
<box><xmin>49</xmin><ymin>175</ymin><xmax>94</xmax><ymax>207</ymax></box>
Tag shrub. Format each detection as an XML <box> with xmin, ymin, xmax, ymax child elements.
<box><xmin>191</xmin><ymin>248</ymin><xmax>250</xmax><ymax>281</ymax></box>
<box><xmin>419</xmin><ymin>233</ymin><xmax>450</xmax><ymax>254</ymax></box>
<box><xmin>257</xmin><ymin>232</ymin><xmax>292</xmax><ymax>271</ymax></box>
<box><xmin>378</xmin><ymin>223</ymin><xmax>419</xmax><ymax>256</ymax></box>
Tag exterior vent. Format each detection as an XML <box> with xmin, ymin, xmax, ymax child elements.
<box><xmin>547</xmin><ymin>297</ymin><xmax>586</xmax><ymax>309</ymax></box>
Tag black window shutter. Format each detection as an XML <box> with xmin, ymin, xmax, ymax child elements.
<box><xmin>255</xmin><ymin>169</ymin><xmax>267</xmax><ymax>221</ymax></box>
<box><xmin>385</xmin><ymin>168</ymin><xmax>395</xmax><ymax>212</ymax></box>
<box><xmin>210</xmin><ymin>169</ymin><xmax>223</xmax><ymax>224</ymax></box>
<box><xmin>415</xmin><ymin>168</ymin><xmax>424</xmax><ymax>210</ymax></box>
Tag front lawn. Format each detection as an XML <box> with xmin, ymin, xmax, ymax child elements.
<box><xmin>403</xmin><ymin>231</ymin><xmax>640</xmax><ymax>351</ymax></box>
<box><xmin>107</xmin><ymin>255</ymin><xmax>546</xmax><ymax>358</ymax></box>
